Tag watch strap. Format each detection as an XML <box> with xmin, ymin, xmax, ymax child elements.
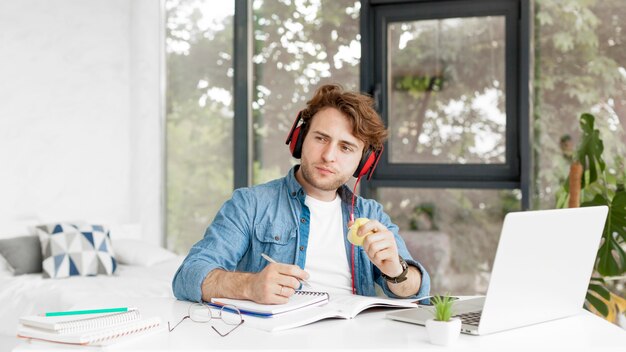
<box><xmin>381</xmin><ymin>256</ymin><xmax>409</xmax><ymax>284</ymax></box>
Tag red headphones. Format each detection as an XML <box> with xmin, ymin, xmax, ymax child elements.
<box><xmin>285</xmin><ymin>111</ymin><xmax>383</xmax><ymax>180</ymax></box>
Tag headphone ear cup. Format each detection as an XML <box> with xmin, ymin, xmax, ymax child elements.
<box><xmin>353</xmin><ymin>148</ymin><xmax>375</xmax><ymax>178</ymax></box>
<box><xmin>286</xmin><ymin>111</ymin><xmax>305</xmax><ymax>159</ymax></box>
<box><xmin>366</xmin><ymin>147</ymin><xmax>383</xmax><ymax>180</ymax></box>
<box><xmin>290</xmin><ymin>127</ymin><xmax>304</xmax><ymax>158</ymax></box>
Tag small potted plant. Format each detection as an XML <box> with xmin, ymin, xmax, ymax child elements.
<box><xmin>425</xmin><ymin>295</ymin><xmax>461</xmax><ymax>346</ymax></box>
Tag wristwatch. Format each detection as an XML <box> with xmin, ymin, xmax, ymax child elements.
<box><xmin>381</xmin><ymin>256</ymin><xmax>409</xmax><ymax>284</ymax></box>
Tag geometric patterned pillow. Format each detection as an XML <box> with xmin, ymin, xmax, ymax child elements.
<box><xmin>35</xmin><ymin>223</ymin><xmax>117</xmax><ymax>279</ymax></box>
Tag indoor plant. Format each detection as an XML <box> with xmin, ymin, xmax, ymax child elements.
<box><xmin>425</xmin><ymin>295</ymin><xmax>461</xmax><ymax>346</ymax></box>
<box><xmin>556</xmin><ymin>113</ymin><xmax>626</xmax><ymax>325</ymax></box>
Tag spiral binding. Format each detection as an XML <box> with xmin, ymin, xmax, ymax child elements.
<box><xmin>56</xmin><ymin>310</ymin><xmax>141</xmax><ymax>334</ymax></box>
<box><xmin>83</xmin><ymin>317</ymin><xmax>161</xmax><ymax>345</ymax></box>
<box><xmin>295</xmin><ymin>291</ymin><xmax>329</xmax><ymax>297</ymax></box>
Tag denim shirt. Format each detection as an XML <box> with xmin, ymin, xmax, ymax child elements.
<box><xmin>172</xmin><ymin>166</ymin><xmax>430</xmax><ymax>302</ymax></box>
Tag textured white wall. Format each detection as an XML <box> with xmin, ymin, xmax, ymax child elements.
<box><xmin>0</xmin><ymin>0</ymin><xmax>163</xmax><ymax>245</ymax></box>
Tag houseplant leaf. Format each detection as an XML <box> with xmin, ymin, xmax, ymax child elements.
<box><xmin>588</xmin><ymin>277</ymin><xmax>611</xmax><ymax>300</ymax></box>
<box><xmin>586</xmin><ymin>289</ymin><xmax>609</xmax><ymax>317</ymax></box>
<box><xmin>576</xmin><ymin>113</ymin><xmax>605</xmax><ymax>186</ymax></box>
<box><xmin>583</xmin><ymin>190</ymin><xmax>626</xmax><ymax>276</ymax></box>
<box><xmin>586</xmin><ymin>277</ymin><xmax>626</xmax><ymax>323</ymax></box>
<box><xmin>609</xmin><ymin>187</ymin><xmax>626</xmax><ymax>243</ymax></box>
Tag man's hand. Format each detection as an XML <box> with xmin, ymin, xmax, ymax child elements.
<box><xmin>346</xmin><ymin>219</ymin><xmax>421</xmax><ymax>297</ymax></box>
<box><xmin>201</xmin><ymin>264</ymin><xmax>310</xmax><ymax>305</ymax></box>
<box><xmin>348</xmin><ymin>219</ymin><xmax>403</xmax><ymax>278</ymax></box>
<box><xmin>244</xmin><ymin>263</ymin><xmax>310</xmax><ymax>304</ymax></box>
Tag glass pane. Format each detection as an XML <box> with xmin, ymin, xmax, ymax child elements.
<box><xmin>252</xmin><ymin>0</ymin><xmax>361</xmax><ymax>184</ymax></box>
<box><xmin>165</xmin><ymin>0</ymin><xmax>234</xmax><ymax>254</ymax></box>
<box><xmin>388</xmin><ymin>16</ymin><xmax>506</xmax><ymax>164</ymax></box>
<box><xmin>377</xmin><ymin>188</ymin><xmax>521</xmax><ymax>294</ymax></box>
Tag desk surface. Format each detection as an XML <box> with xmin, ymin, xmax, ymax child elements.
<box><xmin>9</xmin><ymin>296</ymin><xmax>626</xmax><ymax>351</ymax></box>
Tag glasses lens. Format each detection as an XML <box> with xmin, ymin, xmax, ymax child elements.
<box><xmin>189</xmin><ymin>303</ymin><xmax>212</xmax><ymax>322</ymax></box>
<box><xmin>220</xmin><ymin>305</ymin><xmax>243</xmax><ymax>325</ymax></box>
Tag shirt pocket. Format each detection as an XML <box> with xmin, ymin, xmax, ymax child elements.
<box><xmin>253</xmin><ymin>223</ymin><xmax>297</xmax><ymax>262</ymax></box>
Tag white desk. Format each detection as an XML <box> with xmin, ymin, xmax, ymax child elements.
<box><xmin>9</xmin><ymin>297</ymin><xmax>626</xmax><ymax>351</ymax></box>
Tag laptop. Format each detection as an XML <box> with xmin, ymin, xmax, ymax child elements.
<box><xmin>387</xmin><ymin>206</ymin><xmax>609</xmax><ymax>335</ymax></box>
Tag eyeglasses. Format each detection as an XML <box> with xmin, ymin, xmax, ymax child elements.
<box><xmin>168</xmin><ymin>303</ymin><xmax>244</xmax><ymax>337</ymax></box>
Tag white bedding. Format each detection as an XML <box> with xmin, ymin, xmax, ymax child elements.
<box><xmin>0</xmin><ymin>256</ymin><xmax>183</xmax><ymax>337</ymax></box>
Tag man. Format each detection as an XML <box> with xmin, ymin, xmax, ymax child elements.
<box><xmin>172</xmin><ymin>84</ymin><xmax>430</xmax><ymax>304</ymax></box>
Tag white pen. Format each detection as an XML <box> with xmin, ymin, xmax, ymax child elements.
<box><xmin>261</xmin><ymin>252</ymin><xmax>312</xmax><ymax>288</ymax></box>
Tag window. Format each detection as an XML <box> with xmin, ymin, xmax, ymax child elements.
<box><xmin>377</xmin><ymin>188</ymin><xmax>521</xmax><ymax>294</ymax></box>
<box><xmin>360</xmin><ymin>0</ymin><xmax>530</xmax><ymax>294</ymax></box>
<box><xmin>165</xmin><ymin>1</ymin><xmax>235</xmax><ymax>253</ymax></box>
<box><xmin>387</xmin><ymin>16</ymin><xmax>507</xmax><ymax>166</ymax></box>
<box><xmin>362</xmin><ymin>0</ymin><xmax>530</xmax><ymax>203</ymax></box>
<box><xmin>251</xmin><ymin>0</ymin><xmax>362</xmax><ymax>184</ymax></box>
<box><xmin>164</xmin><ymin>0</ymin><xmax>625</xmax><ymax>300</ymax></box>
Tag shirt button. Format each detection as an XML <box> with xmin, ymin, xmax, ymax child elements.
<box><xmin>291</xmin><ymin>192</ymin><xmax>296</xmax><ymax>196</ymax></box>
<box><xmin>299</xmin><ymin>246</ymin><xmax>305</xmax><ymax>251</ymax></box>
<box><xmin>300</xmin><ymin>218</ymin><xmax>306</xmax><ymax>223</ymax></box>
<box><xmin>274</xmin><ymin>235</ymin><xmax>280</xmax><ymax>241</ymax></box>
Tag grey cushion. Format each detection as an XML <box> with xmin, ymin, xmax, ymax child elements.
<box><xmin>0</xmin><ymin>236</ymin><xmax>42</xmax><ymax>275</ymax></box>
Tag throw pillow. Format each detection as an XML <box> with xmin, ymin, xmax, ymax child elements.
<box><xmin>36</xmin><ymin>223</ymin><xmax>117</xmax><ymax>278</ymax></box>
<box><xmin>0</xmin><ymin>235</ymin><xmax>43</xmax><ymax>275</ymax></box>
<box><xmin>112</xmin><ymin>239</ymin><xmax>177</xmax><ymax>267</ymax></box>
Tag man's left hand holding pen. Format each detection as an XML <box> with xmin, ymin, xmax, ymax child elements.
<box><xmin>200</xmin><ymin>256</ymin><xmax>311</xmax><ymax>305</ymax></box>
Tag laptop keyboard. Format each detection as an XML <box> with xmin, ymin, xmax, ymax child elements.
<box><xmin>454</xmin><ymin>311</ymin><xmax>482</xmax><ymax>326</ymax></box>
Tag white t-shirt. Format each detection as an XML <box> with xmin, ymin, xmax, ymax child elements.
<box><xmin>303</xmin><ymin>194</ymin><xmax>352</xmax><ymax>295</ymax></box>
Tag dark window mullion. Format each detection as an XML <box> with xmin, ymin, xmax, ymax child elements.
<box><xmin>234</xmin><ymin>0</ymin><xmax>252</xmax><ymax>189</ymax></box>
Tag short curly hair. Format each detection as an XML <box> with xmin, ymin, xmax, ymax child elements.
<box><xmin>300</xmin><ymin>84</ymin><xmax>388</xmax><ymax>151</ymax></box>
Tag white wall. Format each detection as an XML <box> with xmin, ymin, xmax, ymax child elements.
<box><xmin>0</xmin><ymin>0</ymin><xmax>163</xmax><ymax>245</ymax></box>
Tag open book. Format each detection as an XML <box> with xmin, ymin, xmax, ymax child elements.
<box><xmin>233</xmin><ymin>293</ymin><xmax>418</xmax><ymax>332</ymax></box>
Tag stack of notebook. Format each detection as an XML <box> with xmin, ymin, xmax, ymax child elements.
<box><xmin>17</xmin><ymin>308</ymin><xmax>161</xmax><ymax>346</ymax></box>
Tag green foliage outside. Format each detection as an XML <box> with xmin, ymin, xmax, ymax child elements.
<box><xmin>165</xmin><ymin>0</ymin><xmax>235</xmax><ymax>253</ymax></box>
<box><xmin>388</xmin><ymin>16</ymin><xmax>506</xmax><ymax>164</ymax></box>
<box><xmin>165</xmin><ymin>0</ymin><xmax>360</xmax><ymax>252</ymax></box>
<box><xmin>533</xmin><ymin>0</ymin><xmax>626</xmax><ymax>211</ymax></box>
<box><xmin>250</xmin><ymin>0</ymin><xmax>360</xmax><ymax>179</ymax></box>
<box><xmin>533</xmin><ymin>0</ymin><xmax>626</xmax><ymax>321</ymax></box>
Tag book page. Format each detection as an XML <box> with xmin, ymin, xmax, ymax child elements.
<box><xmin>325</xmin><ymin>294</ymin><xmax>417</xmax><ymax>318</ymax></box>
<box><xmin>242</xmin><ymin>304</ymin><xmax>350</xmax><ymax>332</ymax></box>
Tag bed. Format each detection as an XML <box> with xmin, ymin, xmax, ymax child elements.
<box><xmin>0</xmin><ymin>227</ymin><xmax>185</xmax><ymax>344</ymax></box>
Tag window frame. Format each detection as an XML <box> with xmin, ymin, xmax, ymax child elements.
<box><xmin>360</xmin><ymin>0</ymin><xmax>532</xmax><ymax>208</ymax></box>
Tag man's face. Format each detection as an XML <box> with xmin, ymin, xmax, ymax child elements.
<box><xmin>297</xmin><ymin>107</ymin><xmax>365</xmax><ymax>199</ymax></box>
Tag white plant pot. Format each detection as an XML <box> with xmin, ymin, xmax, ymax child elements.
<box><xmin>425</xmin><ymin>318</ymin><xmax>461</xmax><ymax>346</ymax></box>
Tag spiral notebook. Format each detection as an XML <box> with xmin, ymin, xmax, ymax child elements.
<box><xmin>211</xmin><ymin>290</ymin><xmax>330</xmax><ymax>317</ymax></box>
<box><xmin>19</xmin><ymin>310</ymin><xmax>142</xmax><ymax>333</ymax></box>
<box><xmin>17</xmin><ymin>310</ymin><xmax>162</xmax><ymax>346</ymax></box>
